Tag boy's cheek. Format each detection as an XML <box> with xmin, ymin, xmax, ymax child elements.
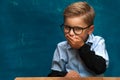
<box><xmin>65</xmin><ymin>34</ymin><xmax>70</xmax><ymax>39</ymax></box>
<box><xmin>65</xmin><ymin>34</ymin><xmax>68</xmax><ymax>37</ymax></box>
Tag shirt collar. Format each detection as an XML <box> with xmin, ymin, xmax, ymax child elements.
<box><xmin>86</xmin><ymin>34</ymin><xmax>94</xmax><ymax>44</ymax></box>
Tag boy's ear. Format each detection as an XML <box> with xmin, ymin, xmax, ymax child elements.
<box><xmin>88</xmin><ymin>25</ymin><xmax>94</xmax><ymax>34</ymax></box>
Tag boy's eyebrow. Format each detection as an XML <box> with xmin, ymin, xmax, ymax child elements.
<box><xmin>64</xmin><ymin>24</ymin><xmax>90</xmax><ymax>29</ymax></box>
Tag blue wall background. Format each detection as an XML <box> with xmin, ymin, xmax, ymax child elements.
<box><xmin>0</xmin><ymin>0</ymin><xmax>120</xmax><ymax>80</ymax></box>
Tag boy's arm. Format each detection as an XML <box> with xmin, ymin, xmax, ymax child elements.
<box><xmin>78</xmin><ymin>43</ymin><xmax>107</xmax><ymax>74</ymax></box>
<box><xmin>48</xmin><ymin>70</ymin><xmax>67</xmax><ymax>77</ymax></box>
<box><xmin>48</xmin><ymin>44</ymin><xmax>68</xmax><ymax>77</ymax></box>
<box><xmin>48</xmin><ymin>70</ymin><xmax>80</xmax><ymax>77</ymax></box>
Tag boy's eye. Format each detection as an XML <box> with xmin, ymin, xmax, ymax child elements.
<box><xmin>74</xmin><ymin>27</ymin><xmax>82</xmax><ymax>31</ymax></box>
<box><xmin>64</xmin><ymin>25</ymin><xmax>71</xmax><ymax>29</ymax></box>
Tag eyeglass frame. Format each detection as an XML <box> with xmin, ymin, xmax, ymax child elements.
<box><xmin>60</xmin><ymin>24</ymin><xmax>92</xmax><ymax>35</ymax></box>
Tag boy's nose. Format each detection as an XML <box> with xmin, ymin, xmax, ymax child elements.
<box><xmin>69</xmin><ymin>29</ymin><xmax>75</xmax><ymax>36</ymax></box>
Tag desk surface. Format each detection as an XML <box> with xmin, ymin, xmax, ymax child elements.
<box><xmin>15</xmin><ymin>77</ymin><xmax>120</xmax><ymax>80</ymax></box>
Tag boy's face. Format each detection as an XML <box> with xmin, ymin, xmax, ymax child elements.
<box><xmin>64</xmin><ymin>16</ymin><xmax>94</xmax><ymax>49</ymax></box>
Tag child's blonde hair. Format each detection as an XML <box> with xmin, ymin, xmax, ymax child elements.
<box><xmin>64</xmin><ymin>1</ymin><xmax>95</xmax><ymax>25</ymax></box>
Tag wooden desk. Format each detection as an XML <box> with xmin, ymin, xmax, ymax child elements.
<box><xmin>15</xmin><ymin>77</ymin><xmax>120</xmax><ymax>80</ymax></box>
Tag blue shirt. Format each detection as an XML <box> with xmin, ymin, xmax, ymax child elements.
<box><xmin>51</xmin><ymin>34</ymin><xmax>109</xmax><ymax>77</ymax></box>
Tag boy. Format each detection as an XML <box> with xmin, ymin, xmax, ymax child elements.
<box><xmin>48</xmin><ymin>1</ymin><xmax>109</xmax><ymax>77</ymax></box>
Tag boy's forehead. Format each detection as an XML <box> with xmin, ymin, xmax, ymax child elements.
<box><xmin>64</xmin><ymin>16</ymin><xmax>85</xmax><ymax>22</ymax></box>
<box><xmin>64</xmin><ymin>16</ymin><xmax>87</xmax><ymax>27</ymax></box>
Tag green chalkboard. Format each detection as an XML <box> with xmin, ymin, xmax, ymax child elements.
<box><xmin>0</xmin><ymin>0</ymin><xmax>120</xmax><ymax>80</ymax></box>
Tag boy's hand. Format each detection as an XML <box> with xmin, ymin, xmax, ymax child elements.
<box><xmin>65</xmin><ymin>34</ymin><xmax>84</xmax><ymax>49</ymax></box>
<box><xmin>65</xmin><ymin>70</ymin><xmax>80</xmax><ymax>78</ymax></box>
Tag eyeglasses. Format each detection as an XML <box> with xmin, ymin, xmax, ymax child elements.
<box><xmin>60</xmin><ymin>24</ymin><xmax>91</xmax><ymax>35</ymax></box>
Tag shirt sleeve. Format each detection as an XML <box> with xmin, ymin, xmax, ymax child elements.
<box><xmin>50</xmin><ymin>43</ymin><xmax>68</xmax><ymax>76</ymax></box>
<box><xmin>92</xmin><ymin>38</ymin><xmax>109</xmax><ymax>67</ymax></box>
<box><xmin>78</xmin><ymin>37</ymin><xmax>109</xmax><ymax>74</ymax></box>
<box><xmin>48</xmin><ymin>70</ymin><xmax>67</xmax><ymax>77</ymax></box>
